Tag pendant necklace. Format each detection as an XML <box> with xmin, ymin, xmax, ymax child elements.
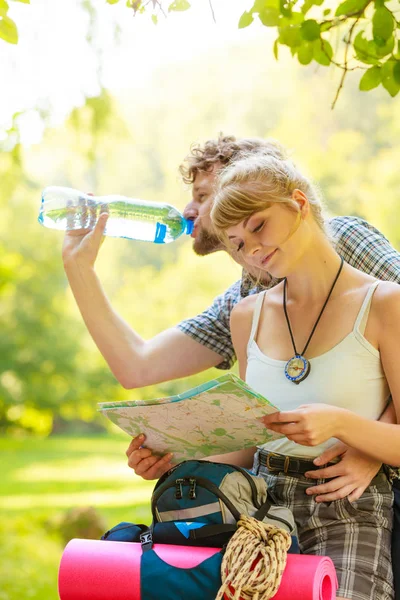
<box><xmin>283</xmin><ymin>257</ymin><xmax>344</xmax><ymax>384</ymax></box>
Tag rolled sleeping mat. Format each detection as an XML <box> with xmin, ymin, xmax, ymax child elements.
<box><xmin>58</xmin><ymin>539</ymin><xmax>338</xmax><ymax>600</ymax></box>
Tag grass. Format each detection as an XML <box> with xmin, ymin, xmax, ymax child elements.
<box><xmin>0</xmin><ymin>434</ymin><xmax>154</xmax><ymax>600</ymax></box>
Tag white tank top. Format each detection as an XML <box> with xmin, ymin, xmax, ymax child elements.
<box><xmin>246</xmin><ymin>281</ymin><xmax>390</xmax><ymax>458</ymax></box>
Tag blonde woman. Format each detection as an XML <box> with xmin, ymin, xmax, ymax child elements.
<box><xmin>210</xmin><ymin>153</ymin><xmax>399</xmax><ymax>600</ymax></box>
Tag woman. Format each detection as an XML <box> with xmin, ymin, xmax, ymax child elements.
<box><xmin>209</xmin><ymin>152</ymin><xmax>399</xmax><ymax>600</ymax></box>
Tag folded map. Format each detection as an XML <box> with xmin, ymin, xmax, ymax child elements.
<box><xmin>98</xmin><ymin>373</ymin><xmax>282</xmax><ymax>462</ymax></box>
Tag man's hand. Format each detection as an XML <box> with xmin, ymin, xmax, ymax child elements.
<box><xmin>62</xmin><ymin>212</ymin><xmax>108</xmax><ymax>269</ymax></box>
<box><xmin>126</xmin><ymin>434</ymin><xmax>173</xmax><ymax>480</ymax></box>
<box><xmin>304</xmin><ymin>441</ymin><xmax>382</xmax><ymax>502</ymax></box>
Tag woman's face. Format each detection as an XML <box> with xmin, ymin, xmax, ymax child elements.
<box><xmin>226</xmin><ymin>202</ymin><xmax>303</xmax><ymax>278</ymax></box>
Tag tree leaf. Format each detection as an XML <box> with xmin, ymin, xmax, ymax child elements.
<box><xmin>168</xmin><ymin>0</ymin><xmax>190</xmax><ymax>12</ymax></box>
<box><xmin>13</xmin><ymin>0</ymin><xmax>29</xmax><ymax>3</ymax></box>
<box><xmin>393</xmin><ymin>60</ymin><xmax>400</xmax><ymax>85</ymax></box>
<box><xmin>0</xmin><ymin>0</ymin><xmax>8</xmax><ymax>17</ymax></box>
<box><xmin>375</xmin><ymin>35</ymin><xmax>394</xmax><ymax>58</ymax></box>
<box><xmin>258</xmin><ymin>7</ymin><xmax>280</xmax><ymax>26</ymax></box>
<box><xmin>300</xmin><ymin>19</ymin><xmax>320</xmax><ymax>41</ymax></box>
<box><xmin>372</xmin><ymin>6</ymin><xmax>394</xmax><ymax>45</ymax></box>
<box><xmin>359</xmin><ymin>65</ymin><xmax>382</xmax><ymax>90</ymax></box>
<box><xmin>313</xmin><ymin>37</ymin><xmax>333</xmax><ymax>65</ymax></box>
<box><xmin>252</xmin><ymin>0</ymin><xmax>280</xmax><ymax>11</ymax></box>
<box><xmin>238</xmin><ymin>11</ymin><xmax>254</xmax><ymax>28</ymax></box>
<box><xmin>354</xmin><ymin>31</ymin><xmax>380</xmax><ymax>65</ymax></box>
<box><xmin>151</xmin><ymin>13</ymin><xmax>158</xmax><ymax>24</ymax></box>
<box><xmin>280</xmin><ymin>0</ymin><xmax>292</xmax><ymax>18</ymax></box>
<box><xmin>106</xmin><ymin>0</ymin><xmax>120</xmax><ymax>4</ymax></box>
<box><xmin>0</xmin><ymin>15</ymin><xmax>18</xmax><ymax>43</ymax></box>
<box><xmin>335</xmin><ymin>0</ymin><xmax>369</xmax><ymax>17</ymax></box>
<box><xmin>381</xmin><ymin>59</ymin><xmax>400</xmax><ymax>97</ymax></box>
<box><xmin>297</xmin><ymin>41</ymin><xmax>313</xmax><ymax>64</ymax></box>
<box><xmin>279</xmin><ymin>23</ymin><xmax>302</xmax><ymax>48</ymax></box>
<box><xmin>300</xmin><ymin>0</ymin><xmax>323</xmax><ymax>14</ymax></box>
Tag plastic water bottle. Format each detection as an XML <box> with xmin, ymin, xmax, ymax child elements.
<box><xmin>38</xmin><ymin>186</ymin><xmax>194</xmax><ymax>243</ymax></box>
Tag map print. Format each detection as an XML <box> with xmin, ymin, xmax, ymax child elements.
<box><xmin>98</xmin><ymin>373</ymin><xmax>282</xmax><ymax>462</ymax></box>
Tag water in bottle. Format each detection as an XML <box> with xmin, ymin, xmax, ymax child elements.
<box><xmin>38</xmin><ymin>186</ymin><xmax>194</xmax><ymax>243</ymax></box>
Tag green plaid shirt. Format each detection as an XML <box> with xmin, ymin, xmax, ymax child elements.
<box><xmin>177</xmin><ymin>215</ymin><xmax>400</xmax><ymax>477</ymax></box>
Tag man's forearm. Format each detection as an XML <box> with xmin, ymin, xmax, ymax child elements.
<box><xmin>64</xmin><ymin>261</ymin><xmax>224</xmax><ymax>388</ymax></box>
<box><xmin>65</xmin><ymin>261</ymin><xmax>148</xmax><ymax>388</ymax></box>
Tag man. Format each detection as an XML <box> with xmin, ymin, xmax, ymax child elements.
<box><xmin>63</xmin><ymin>135</ymin><xmax>400</xmax><ymax>594</ymax></box>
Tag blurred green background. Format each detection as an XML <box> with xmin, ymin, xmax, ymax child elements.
<box><xmin>1</xmin><ymin>1</ymin><xmax>400</xmax><ymax>599</ymax></box>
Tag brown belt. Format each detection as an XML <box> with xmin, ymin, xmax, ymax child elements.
<box><xmin>259</xmin><ymin>450</ymin><xmax>333</xmax><ymax>476</ymax></box>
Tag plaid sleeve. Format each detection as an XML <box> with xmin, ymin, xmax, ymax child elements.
<box><xmin>329</xmin><ymin>216</ymin><xmax>400</xmax><ymax>282</ymax></box>
<box><xmin>176</xmin><ymin>279</ymin><xmax>243</xmax><ymax>370</ymax></box>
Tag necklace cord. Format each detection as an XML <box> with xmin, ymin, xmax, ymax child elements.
<box><xmin>283</xmin><ymin>257</ymin><xmax>344</xmax><ymax>357</ymax></box>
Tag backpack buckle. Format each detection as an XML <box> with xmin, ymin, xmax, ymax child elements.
<box><xmin>140</xmin><ymin>530</ymin><xmax>153</xmax><ymax>552</ymax></box>
<box><xmin>175</xmin><ymin>478</ymin><xmax>184</xmax><ymax>499</ymax></box>
<box><xmin>189</xmin><ymin>478</ymin><xmax>197</xmax><ymax>500</ymax></box>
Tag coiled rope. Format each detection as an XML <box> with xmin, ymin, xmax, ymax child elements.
<box><xmin>215</xmin><ymin>514</ymin><xmax>292</xmax><ymax>600</ymax></box>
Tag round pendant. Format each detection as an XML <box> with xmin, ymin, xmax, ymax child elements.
<box><xmin>284</xmin><ymin>355</ymin><xmax>311</xmax><ymax>385</ymax></box>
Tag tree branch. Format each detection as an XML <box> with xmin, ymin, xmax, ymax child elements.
<box><xmin>331</xmin><ymin>16</ymin><xmax>360</xmax><ymax>109</ymax></box>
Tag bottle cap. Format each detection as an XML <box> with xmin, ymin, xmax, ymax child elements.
<box><xmin>185</xmin><ymin>220</ymin><xmax>194</xmax><ymax>235</ymax></box>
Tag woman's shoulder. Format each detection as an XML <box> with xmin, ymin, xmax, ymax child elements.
<box><xmin>373</xmin><ymin>280</ymin><xmax>400</xmax><ymax>321</ymax></box>
<box><xmin>231</xmin><ymin>292</ymin><xmax>261</xmax><ymax>319</ymax></box>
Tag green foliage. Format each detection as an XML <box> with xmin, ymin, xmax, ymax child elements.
<box><xmin>0</xmin><ymin>435</ymin><xmax>153</xmax><ymax>600</ymax></box>
<box><xmin>2</xmin><ymin>0</ymin><xmax>400</xmax><ymax>103</ymax></box>
<box><xmin>100</xmin><ymin>0</ymin><xmax>400</xmax><ymax>104</ymax></box>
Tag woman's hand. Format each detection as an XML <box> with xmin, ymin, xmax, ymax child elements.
<box><xmin>126</xmin><ymin>434</ymin><xmax>173</xmax><ymax>480</ymax></box>
<box><xmin>304</xmin><ymin>441</ymin><xmax>382</xmax><ymax>502</ymax></box>
<box><xmin>262</xmin><ymin>404</ymin><xmax>349</xmax><ymax>446</ymax></box>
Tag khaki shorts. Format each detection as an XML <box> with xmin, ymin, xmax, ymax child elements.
<box><xmin>254</xmin><ymin>452</ymin><xmax>394</xmax><ymax>600</ymax></box>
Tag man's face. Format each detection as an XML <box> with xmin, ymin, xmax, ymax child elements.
<box><xmin>183</xmin><ymin>165</ymin><xmax>224</xmax><ymax>256</ymax></box>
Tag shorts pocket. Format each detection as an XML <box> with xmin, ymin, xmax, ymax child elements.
<box><xmin>341</xmin><ymin>484</ymin><xmax>393</xmax><ymax>528</ymax></box>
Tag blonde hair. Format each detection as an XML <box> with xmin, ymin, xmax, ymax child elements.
<box><xmin>211</xmin><ymin>154</ymin><xmax>327</xmax><ymax>237</ymax></box>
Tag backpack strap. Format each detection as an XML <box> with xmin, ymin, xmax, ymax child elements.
<box><xmin>253</xmin><ymin>496</ymin><xmax>295</xmax><ymax>533</ymax></box>
<box><xmin>188</xmin><ymin>523</ymin><xmax>237</xmax><ymax>541</ymax></box>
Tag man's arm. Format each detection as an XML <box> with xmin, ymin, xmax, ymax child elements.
<box><xmin>63</xmin><ymin>214</ymin><xmax>235</xmax><ymax>388</ymax></box>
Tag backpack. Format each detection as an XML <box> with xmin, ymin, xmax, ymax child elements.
<box><xmin>103</xmin><ymin>459</ymin><xmax>297</xmax><ymax>549</ymax></box>
<box><xmin>101</xmin><ymin>460</ymin><xmax>298</xmax><ymax>600</ymax></box>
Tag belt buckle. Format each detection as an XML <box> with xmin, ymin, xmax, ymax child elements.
<box><xmin>265</xmin><ymin>452</ymin><xmax>281</xmax><ymax>472</ymax></box>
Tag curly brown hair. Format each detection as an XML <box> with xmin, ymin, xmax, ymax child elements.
<box><xmin>179</xmin><ymin>133</ymin><xmax>288</xmax><ymax>185</ymax></box>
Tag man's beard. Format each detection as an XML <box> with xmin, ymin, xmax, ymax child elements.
<box><xmin>192</xmin><ymin>228</ymin><xmax>223</xmax><ymax>256</ymax></box>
